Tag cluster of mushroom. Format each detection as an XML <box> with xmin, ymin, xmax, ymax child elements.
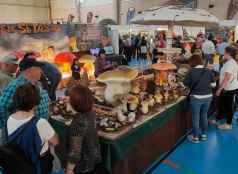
<box><xmin>151</xmin><ymin>62</ymin><xmax>177</xmax><ymax>86</ymax></box>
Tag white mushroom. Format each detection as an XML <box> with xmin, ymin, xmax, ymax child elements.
<box><xmin>154</xmin><ymin>92</ymin><xmax>163</xmax><ymax>104</ymax></box>
<box><xmin>100</xmin><ymin>118</ymin><xmax>109</xmax><ymax>127</ymax></box>
<box><xmin>116</xmin><ymin>110</ymin><xmax>127</xmax><ymax>122</ymax></box>
<box><xmin>97</xmin><ymin>68</ymin><xmax>138</xmax><ymax>104</ymax></box>
<box><xmin>121</xmin><ymin>100</ymin><xmax>128</xmax><ymax>113</ymax></box>
<box><xmin>148</xmin><ymin>95</ymin><xmax>155</xmax><ymax>107</ymax></box>
<box><xmin>141</xmin><ymin>101</ymin><xmax>149</xmax><ymax>114</ymax></box>
<box><xmin>128</xmin><ymin>112</ymin><xmax>136</xmax><ymax>123</ymax></box>
<box><xmin>127</xmin><ymin>95</ymin><xmax>139</xmax><ymax>111</ymax></box>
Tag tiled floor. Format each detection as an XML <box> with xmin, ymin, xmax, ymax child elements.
<box><xmin>150</xmin><ymin>119</ymin><xmax>238</xmax><ymax>174</ymax></box>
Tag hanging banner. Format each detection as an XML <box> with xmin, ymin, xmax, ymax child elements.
<box><xmin>0</xmin><ymin>23</ymin><xmax>109</xmax><ymax>62</ymax></box>
<box><xmin>0</xmin><ymin>24</ymin><xmax>68</xmax><ymax>62</ymax></box>
<box><xmin>0</xmin><ymin>24</ymin><xmax>61</xmax><ymax>35</ymax></box>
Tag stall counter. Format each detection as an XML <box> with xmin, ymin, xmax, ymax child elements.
<box><xmin>50</xmin><ymin>97</ymin><xmax>191</xmax><ymax>174</ymax></box>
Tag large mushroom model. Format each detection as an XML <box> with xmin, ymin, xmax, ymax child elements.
<box><xmin>97</xmin><ymin>68</ymin><xmax>138</xmax><ymax>105</ymax></box>
<box><xmin>151</xmin><ymin>62</ymin><xmax>177</xmax><ymax>86</ymax></box>
<box><xmin>79</xmin><ymin>54</ymin><xmax>96</xmax><ymax>80</ymax></box>
<box><xmin>54</xmin><ymin>52</ymin><xmax>76</xmax><ymax>75</ymax></box>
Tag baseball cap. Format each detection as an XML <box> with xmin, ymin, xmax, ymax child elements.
<box><xmin>1</xmin><ymin>55</ymin><xmax>19</xmax><ymax>65</ymax></box>
<box><xmin>19</xmin><ymin>57</ymin><xmax>44</xmax><ymax>72</ymax></box>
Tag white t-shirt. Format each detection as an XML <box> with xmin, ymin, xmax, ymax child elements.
<box><xmin>220</xmin><ymin>58</ymin><xmax>238</xmax><ymax>91</ymax></box>
<box><xmin>7</xmin><ymin>115</ymin><xmax>55</xmax><ymax>154</ymax></box>
<box><xmin>202</xmin><ymin>40</ymin><xmax>216</xmax><ymax>55</ymax></box>
<box><xmin>141</xmin><ymin>46</ymin><xmax>147</xmax><ymax>54</ymax></box>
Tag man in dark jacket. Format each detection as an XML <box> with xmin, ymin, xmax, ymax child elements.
<box><xmin>19</xmin><ymin>53</ymin><xmax>62</xmax><ymax>101</ymax></box>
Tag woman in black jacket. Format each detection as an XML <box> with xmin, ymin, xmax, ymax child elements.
<box><xmin>183</xmin><ymin>55</ymin><xmax>215</xmax><ymax>143</ymax></box>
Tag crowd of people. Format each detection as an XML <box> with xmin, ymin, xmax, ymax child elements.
<box><xmin>119</xmin><ymin>31</ymin><xmax>237</xmax><ymax>67</ymax></box>
<box><xmin>0</xmin><ymin>53</ymin><xmax>102</xmax><ymax>174</ymax></box>
<box><xmin>119</xmin><ymin>32</ymin><xmax>167</xmax><ymax>63</ymax></box>
<box><xmin>119</xmin><ymin>31</ymin><xmax>238</xmax><ymax>144</ymax></box>
<box><xmin>183</xmin><ymin>39</ymin><xmax>238</xmax><ymax>143</ymax></box>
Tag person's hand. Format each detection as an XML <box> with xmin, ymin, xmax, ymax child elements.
<box><xmin>216</xmin><ymin>89</ymin><xmax>222</xmax><ymax>96</ymax></box>
<box><xmin>65</xmin><ymin>169</ymin><xmax>75</xmax><ymax>174</ymax></box>
<box><xmin>207</xmin><ymin>64</ymin><xmax>213</xmax><ymax>70</ymax></box>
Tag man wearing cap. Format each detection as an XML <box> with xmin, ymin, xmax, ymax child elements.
<box><xmin>0</xmin><ymin>55</ymin><xmax>19</xmax><ymax>94</ymax></box>
<box><xmin>0</xmin><ymin>67</ymin><xmax>49</xmax><ymax>145</ymax></box>
<box><xmin>19</xmin><ymin>53</ymin><xmax>62</xmax><ymax>101</ymax></box>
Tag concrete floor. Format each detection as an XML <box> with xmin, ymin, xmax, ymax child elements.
<box><xmin>150</xmin><ymin>118</ymin><xmax>238</xmax><ymax>174</ymax></box>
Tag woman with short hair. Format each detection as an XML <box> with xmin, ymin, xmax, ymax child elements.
<box><xmin>184</xmin><ymin>54</ymin><xmax>215</xmax><ymax>143</ymax></box>
<box><xmin>6</xmin><ymin>83</ymin><xmax>58</xmax><ymax>174</ymax></box>
<box><xmin>66</xmin><ymin>85</ymin><xmax>101</xmax><ymax>174</ymax></box>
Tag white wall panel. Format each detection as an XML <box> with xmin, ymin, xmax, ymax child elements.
<box><xmin>0</xmin><ymin>0</ymin><xmax>49</xmax><ymax>23</ymax></box>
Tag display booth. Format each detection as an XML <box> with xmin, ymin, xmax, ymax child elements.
<box><xmin>50</xmin><ymin>63</ymin><xmax>192</xmax><ymax>174</ymax></box>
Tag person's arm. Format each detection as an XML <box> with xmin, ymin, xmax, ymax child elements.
<box><xmin>37</xmin><ymin>119</ymin><xmax>59</xmax><ymax>146</ymax></box>
<box><xmin>103</xmin><ymin>64</ymin><xmax>114</xmax><ymax>70</ymax></box>
<box><xmin>0</xmin><ymin>84</ymin><xmax>15</xmax><ymax>129</ymax></box>
<box><xmin>210</xmin><ymin>71</ymin><xmax>216</xmax><ymax>88</ymax></box>
<box><xmin>212</xmin><ymin>43</ymin><xmax>216</xmax><ymax>53</ymax></box>
<box><xmin>48</xmin><ymin>134</ymin><xmax>59</xmax><ymax>146</ymax></box>
<box><xmin>66</xmin><ymin>162</ymin><xmax>76</xmax><ymax>174</ymax></box>
<box><xmin>183</xmin><ymin>71</ymin><xmax>192</xmax><ymax>88</ymax></box>
<box><xmin>216</xmin><ymin>72</ymin><xmax>232</xmax><ymax>96</ymax></box>
<box><xmin>35</xmin><ymin>89</ymin><xmax>49</xmax><ymax>119</ymax></box>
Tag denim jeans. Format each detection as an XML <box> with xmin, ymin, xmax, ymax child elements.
<box><xmin>190</xmin><ymin>96</ymin><xmax>212</xmax><ymax>137</ymax></box>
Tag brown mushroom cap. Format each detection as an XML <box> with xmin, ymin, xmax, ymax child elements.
<box><xmin>79</xmin><ymin>54</ymin><xmax>96</xmax><ymax>63</ymax></box>
<box><xmin>97</xmin><ymin>68</ymin><xmax>138</xmax><ymax>83</ymax></box>
<box><xmin>157</xmin><ymin>48</ymin><xmax>181</xmax><ymax>54</ymax></box>
<box><xmin>151</xmin><ymin>62</ymin><xmax>177</xmax><ymax>71</ymax></box>
<box><xmin>128</xmin><ymin>95</ymin><xmax>139</xmax><ymax>104</ymax></box>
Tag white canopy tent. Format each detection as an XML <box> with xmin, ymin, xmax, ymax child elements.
<box><xmin>108</xmin><ymin>25</ymin><xmax>204</xmax><ymax>38</ymax></box>
<box><xmin>130</xmin><ymin>6</ymin><xmax>219</xmax><ymax>48</ymax></box>
<box><xmin>131</xmin><ymin>6</ymin><xmax>219</xmax><ymax>27</ymax></box>
<box><xmin>219</xmin><ymin>20</ymin><xmax>238</xmax><ymax>27</ymax></box>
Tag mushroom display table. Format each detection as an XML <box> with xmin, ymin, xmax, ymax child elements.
<box><xmin>50</xmin><ymin>97</ymin><xmax>191</xmax><ymax>174</ymax></box>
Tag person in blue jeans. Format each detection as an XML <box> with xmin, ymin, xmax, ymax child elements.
<box><xmin>184</xmin><ymin>54</ymin><xmax>215</xmax><ymax>143</ymax></box>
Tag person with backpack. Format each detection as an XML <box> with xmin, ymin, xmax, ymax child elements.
<box><xmin>0</xmin><ymin>83</ymin><xmax>59</xmax><ymax>174</ymax></box>
<box><xmin>0</xmin><ymin>67</ymin><xmax>50</xmax><ymax>146</ymax></box>
<box><xmin>183</xmin><ymin>55</ymin><xmax>215</xmax><ymax>143</ymax></box>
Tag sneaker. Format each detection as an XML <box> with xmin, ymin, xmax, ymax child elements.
<box><xmin>209</xmin><ymin>119</ymin><xmax>217</xmax><ymax>125</ymax></box>
<box><xmin>187</xmin><ymin>135</ymin><xmax>200</xmax><ymax>143</ymax></box>
<box><xmin>200</xmin><ymin>134</ymin><xmax>208</xmax><ymax>141</ymax></box>
<box><xmin>218</xmin><ymin>123</ymin><xmax>232</xmax><ymax>130</ymax></box>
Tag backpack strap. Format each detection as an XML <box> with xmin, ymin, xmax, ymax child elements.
<box><xmin>7</xmin><ymin>116</ymin><xmax>39</xmax><ymax>144</ymax></box>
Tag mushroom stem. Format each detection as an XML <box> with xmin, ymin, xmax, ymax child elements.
<box><xmin>104</xmin><ymin>81</ymin><xmax>131</xmax><ymax>104</ymax></box>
